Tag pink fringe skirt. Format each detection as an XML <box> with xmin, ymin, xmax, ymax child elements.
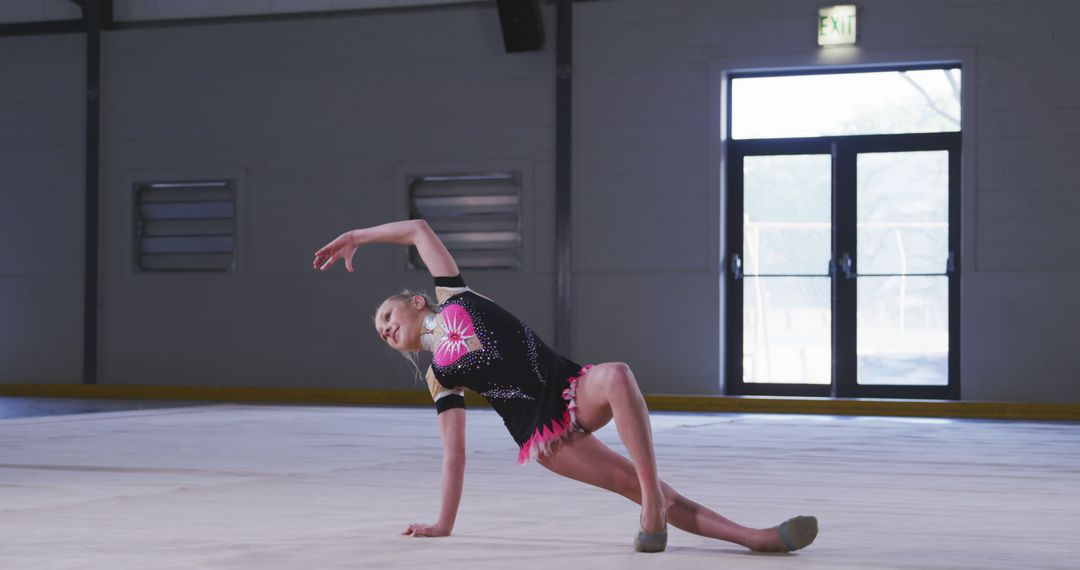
<box><xmin>517</xmin><ymin>364</ymin><xmax>594</xmax><ymax>465</ymax></box>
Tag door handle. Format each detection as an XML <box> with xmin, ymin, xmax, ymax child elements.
<box><xmin>947</xmin><ymin>251</ymin><xmax>957</xmax><ymax>275</ymax></box>
<box><xmin>730</xmin><ymin>253</ymin><xmax>743</xmax><ymax>280</ymax></box>
<box><xmin>838</xmin><ymin>253</ymin><xmax>855</xmax><ymax>279</ymax></box>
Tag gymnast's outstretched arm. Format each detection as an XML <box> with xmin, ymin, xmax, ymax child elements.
<box><xmin>404</xmin><ymin>407</ymin><xmax>466</xmax><ymax>537</ymax></box>
<box><xmin>312</xmin><ymin>219</ymin><xmax>459</xmax><ymax>278</ymax></box>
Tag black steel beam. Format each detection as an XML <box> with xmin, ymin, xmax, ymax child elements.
<box><xmin>0</xmin><ymin>19</ymin><xmax>84</xmax><ymax>36</ymax></box>
<box><xmin>107</xmin><ymin>2</ymin><xmax>485</xmax><ymax>30</ymax></box>
<box><xmin>82</xmin><ymin>0</ymin><xmax>102</xmax><ymax>385</ymax></box>
<box><xmin>554</xmin><ymin>0</ymin><xmax>572</xmax><ymax>356</ymax></box>
<box><xmin>102</xmin><ymin>0</ymin><xmax>113</xmax><ymax>28</ymax></box>
<box><xmin>5</xmin><ymin>1</ymin><xmax>513</xmax><ymax>35</ymax></box>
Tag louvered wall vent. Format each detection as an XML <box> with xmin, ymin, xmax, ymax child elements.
<box><xmin>134</xmin><ymin>181</ymin><xmax>236</xmax><ymax>272</ymax></box>
<box><xmin>408</xmin><ymin>172</ymin><xmax>522</xmax><ymax>270</ymax></box>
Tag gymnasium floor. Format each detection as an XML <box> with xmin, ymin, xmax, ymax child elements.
<box><xmin>1</xmin><ymin>399</ymin><xmax>1077</xmax><ymax>569</ymax></box>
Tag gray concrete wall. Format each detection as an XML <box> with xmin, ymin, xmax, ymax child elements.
<box><xmin>1</xmin><ymin>0</ymin><xmax>1078</xmax><ymax>402</ymax></box>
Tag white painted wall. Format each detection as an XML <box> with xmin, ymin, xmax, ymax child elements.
<box><xmin>1</xmin><ymin>0</ymin><xmax>1078</xmax><ymax>402</ymax></box>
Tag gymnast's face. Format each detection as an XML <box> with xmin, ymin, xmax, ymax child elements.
<box><xmin>374</xmin><ymin>296</ymin><xmax>426</xmax><ymax>353</ymax></box>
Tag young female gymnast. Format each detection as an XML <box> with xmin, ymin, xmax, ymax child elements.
<box><xmin>313</xmin><ymin>219</ymin><xmax>818</xmax><ymax>554</ymax></box>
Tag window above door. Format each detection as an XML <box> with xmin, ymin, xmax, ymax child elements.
<box><xmin>731</xmin><ymin>66</ymin><xmax>961</xmax><ymax>140</ymax></box>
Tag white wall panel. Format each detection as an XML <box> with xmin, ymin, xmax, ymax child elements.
<box><xmin>0</xmin><ymin>35</ymin><xmax>83</xmax><ymax>384</ymax></box>
<box><xmin>0</xmin><ymin>0</ymin><xmax>80</xmax><ymax>24</ymax></box>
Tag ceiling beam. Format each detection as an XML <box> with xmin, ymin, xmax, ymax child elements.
<box><xmin>0</xmin><ymin>19</ymin><xmax>83</xmax><ymax>36</ymax></box>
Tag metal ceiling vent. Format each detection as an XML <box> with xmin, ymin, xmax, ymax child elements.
<box><xmin>408</xmin><ymin>172</ymin><xmax>522</xmax><ymax>270</ymax></box>
<box><xmin>134</xmin><ymin>181</ymin><xmax>236</xmax><ymax>272</ymax></box>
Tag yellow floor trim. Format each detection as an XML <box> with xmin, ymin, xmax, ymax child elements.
<box><xmin>2</xmin><ymin>384</ymin><xmax>1078</xmax><ymax>422</ymax></box>
<box><xmin>0</xmin><ymin>384</ymin><xmax>435</xmax><ymax>407</ymax></box>
<box><xmin>645</xmin><ymin>394</ymin><xmax>1080</xmax><ymax>422</ymax></box>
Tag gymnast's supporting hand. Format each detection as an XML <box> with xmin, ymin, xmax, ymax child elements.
<box><xmin>402</xmin><ymin>523</ymin><xmax>451</xmax><ymax>538</ymax></box>
<box><xmin>401</xmin><ymin>407</ymin><xmax>466</xmax><ymax>538</ymax></box>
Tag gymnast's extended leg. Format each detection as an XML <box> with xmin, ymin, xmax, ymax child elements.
<box><xmin>538</xmin><ymin>432</ymin><xmax>810</xmax><ymax>552</ymax></box>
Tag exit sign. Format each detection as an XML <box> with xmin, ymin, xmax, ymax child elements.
<box><xmin>819</xmin><ymin>5</ymin><xmax>857</xmax><ymax>46</ymax></box>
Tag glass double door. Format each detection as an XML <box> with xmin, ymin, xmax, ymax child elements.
<box><xmin>725</xmin><ymin>135</ymin><xmax>960</xmax><ymax>398</ymax></box>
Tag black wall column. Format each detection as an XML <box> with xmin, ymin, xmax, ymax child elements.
<box><xmin>554</xmin><ymin>0</ymin><xmax>572</xmax><ymax>356</ymax></box>
<box><xmin>82</xmin><ymin>0</ymin><xmax>103</xmax><ymax>384</ymax></box>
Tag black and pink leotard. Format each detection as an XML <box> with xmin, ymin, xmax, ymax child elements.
<box><xmin>423</xmin><ymin>274</ymin><xmax>593</xmax><ymax>464</ymax></box>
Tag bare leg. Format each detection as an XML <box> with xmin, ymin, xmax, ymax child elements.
<box><xmin>571</xmin><ymin>362</ymin><xmax>665</xmax><ymax>532</ymax></box>
<box><xmin>538</xmin><ymin>432</ymin><xmax>793</xmax><ymax>552</ymax></box>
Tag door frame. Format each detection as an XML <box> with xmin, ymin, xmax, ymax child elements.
<box><xmin>725</xmin><ymin>133</ymin><xmax>961</xmax><ymax>399</ymax></box>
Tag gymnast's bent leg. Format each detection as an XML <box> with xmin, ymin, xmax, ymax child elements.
<box><xmin>570</xmin><ymin>362</ymin><xmax>667</xmax><ymax>538</ymax></box>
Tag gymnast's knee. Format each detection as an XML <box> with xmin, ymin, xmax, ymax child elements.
<box><xmin>600</xmin><ymin>362</ymin><xmax>640</xmax><ymax>396</ymax></box>
<box><xmin>594</xmin><ymin>362</ymin><xmax>633</xmax><ymax>384</ymax></box>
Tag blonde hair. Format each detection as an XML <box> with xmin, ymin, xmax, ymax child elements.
<box><xmin>375</xmin><ymin>289</ymin><xmax>441</xmax><ymax>381</ymax></box>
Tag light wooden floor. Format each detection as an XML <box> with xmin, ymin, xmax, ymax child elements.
<box><xmin>1</xmin><ymin>404</ymin><xmax>1077</xmax><ymax>569</ymax></box>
